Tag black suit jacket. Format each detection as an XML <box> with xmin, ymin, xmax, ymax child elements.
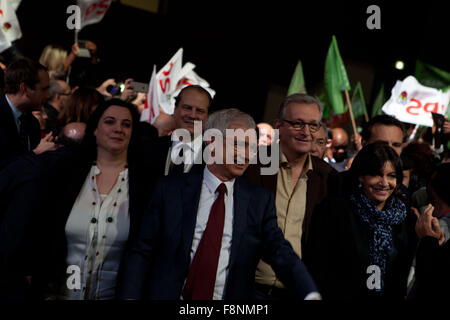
<box><xmin>118</xmin><ymin>171</ymin><xmax>318</xmax><ymax>300</ymax></box>
<box><xmin>0</xmin><ymin>95</ymin><xmax>40</xmax><ymax>169</ymax></box>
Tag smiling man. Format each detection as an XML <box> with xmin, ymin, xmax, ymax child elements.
<box><xmin>118</xmin><ymin>108</ymin><xmax>319</xmax><ymax>300</ymax></box>
<box><xmin>244</xmin><ymin>93</ymin><xmax>336</xmax><ymax>299</ymax></box>
<box><xmin>150</xmin><ymin>85</ymin><xmax>212</xmax><ymax>177</ymax></box>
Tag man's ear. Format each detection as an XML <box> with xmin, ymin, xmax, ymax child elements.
<box><xmin>19</xmin><ymin>82</ymin><xmax>27</xmax><ymax>95</ymax></box>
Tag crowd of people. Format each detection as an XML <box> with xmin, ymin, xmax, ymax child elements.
<box><xmin>0</xmin><ymin>40</ymin><xmax>449</xmax><ymax>301</ymax></box>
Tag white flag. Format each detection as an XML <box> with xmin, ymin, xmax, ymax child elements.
<box><xmin>140</xmin><ymin>65</ymin><xmax>160</xmax><ymax>125</ymax></box>
<box><xmin>382</xmin><ymin>75</ymin><xmax>450</xmax><ymax>127</ymax></box>
<box><xmin>156</xmin><ymin>48</ymin><xmax>184</xmax><ymax>115</ymax></box>
<box><xmin>0</xmin><ymin>0</ymin><xmax>22</xmax><ymax>52</ymax></box>
<box><xmin>155</xmin><ymin>48</ymin><xmax>215</xmax><ymax>115</ymax></box>
<box><xmin>77</xmin><ymin>0</ymin><xmax>112</xmax><ymax>30</ymax></box>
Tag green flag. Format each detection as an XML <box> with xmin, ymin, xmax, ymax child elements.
<box><xmin>318</xmin><ymin>91</ymin><xmax>330</xmax><ymax>119</ymax></box>
<box><xmin>287</xmin><ymin>59</ymin><xmax>307</xmax><ymax>95</ymax></box>
<box><xmin>324</xmin><ymin>35</ymin><xmax>351</xmax><ymax>115</ymax></box>
<box><xmin>415</xmin><ymin>60</ymin><xmax>450</xmax><ymax>91</ymax></box>
<box><xmin>371</xmin><ymin>83</ymin><xmax>385</xmax><ymax>118</ymax></box>
<box><xmin>348</xmin><ymin>82</ymin><xmax>368</xmax><ymax>120</ymax></box>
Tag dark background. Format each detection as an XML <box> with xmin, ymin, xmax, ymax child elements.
<box><xmin>11</xmin><ymin>0</ymin><xmax>450</xmax><ymax>122</ymax></box>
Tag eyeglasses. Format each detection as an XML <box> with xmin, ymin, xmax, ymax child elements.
<box><xmin>282</xmin><ymin>119</ymin><xmax>321</xmax><ymax>132</ymax></box>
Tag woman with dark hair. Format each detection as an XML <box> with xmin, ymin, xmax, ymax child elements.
<box><xmin>29</xmin><ymin>99</ymin><xmax>157</xmax><ymax>300</ymax></box>
<box><xmin>305</xmin><ymin>141</ymin><xmax>416</xmax><ymax>300</ymax></box>
<box><xmin>56</xmin><ymin>87</ymin><xmax>105</xmax><ymax>129</ymax></box>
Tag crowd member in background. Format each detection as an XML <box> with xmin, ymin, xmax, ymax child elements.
<box><xmin>324</xmin><ymin>127</ymin><xmax>352</xmax><ymax>172</ymax></box>
<box><xmin>311</xmin><ymin>122</ymin><xmax>330</xmax><ymax>159</ymax></box>
<box><xmin>413</xmin><ymin>163</ymin><xmax>450</xmax><ymax>298</ymax></box>
<box><xmin>153</xmin><ymin>112</ymin><xmax>176</xmax><ymax>137</ymax></box>
<box><xmin>401</xmin><ymin>142</ymin><xmax>439</xmax><ymax>195</ymax></box>
<box><xmin>56</xmin><ymin>122</ymin><xmax>87</xmax><ymax>148</ymax></box>
<box><xmin>56</xmin><ymin>87</ymin><xmax>105</xmax><ymax>130</ymax></box>
<box><xmin>361</xmin><ymin>115</ymin><xmax>405</xmax><ymax>156</ymax></box>
<box><xmin>307</xmin><ymin>142</ymin><xmax>416</xmax><ymax>299</ymax></box>
<box><xmin>31</xmin><ymin>106</ymin><xmax>48</xmax><ymax>138</ymax></box>
<box><xmin>257</xmin><ymin>122</ymin><xmax>274</xmax><ymax>146</ymax></box>
<box><xmin>0</xmin><ymin>58</ymin><xmax>55</xmax><ymax>168</ymax></box>
<box><xmin>244</xmin><ymin>93</ymin><xmax>336</xmax><ymax>299</ymax></box>
<box><xmin>24</xmin><ymin>99</ymin><xmax>158</xmax><ymax>300</ymax></box>
<box><xmin>44</xmin><ymin>80</ymin><xmax>72</xmax><ymax>133</ymax></box>
<box><xmin>39</xmin><ymin>43</ymin><xmax>79</xmax><ymax>80</ymax></box>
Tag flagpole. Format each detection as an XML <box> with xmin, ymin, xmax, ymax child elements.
<box><xmin>344</xmin><ymin>89</ymin><xmax>358</xmax><ymax>137</ymax></box>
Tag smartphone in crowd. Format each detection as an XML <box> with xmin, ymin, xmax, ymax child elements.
<box><xmin>77</xmin><ymin>40</ymin><xmax>91</xmax><ymax>58</ymax></box>
<box><xmin>129</xmin><ymin>81</ymin><xmax>149</xmax><ymax>93</ymax></box>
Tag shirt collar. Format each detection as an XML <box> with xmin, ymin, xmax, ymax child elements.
<box><xmin>171</xmin><ymin>133</ymin><xmax>203</xmax><ymax>151</ymax></box>
<box><xmin>203</xmin><ymin>166</ymin><xmax>235</xmax><ymax>196</ymax></box>
<box><xmin>5</xmin><ymin>94</ymin><xmax>22</xmax><ymax>120</ymax></box>
<box><xmin>279</xmin><ymin>149</ymin><xmax>314</xmax><ymax>173</ymax></box>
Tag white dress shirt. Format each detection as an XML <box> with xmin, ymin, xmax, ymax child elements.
<box><xmin>165</xmin><ymin>133</ymin><xmax>203</xmax><ymax>175</ymax></box>
<box><xmin>63</xmin><ymin>165</ymin><xmax>130</xmax><ymax>300</ymax></box>
<box><xmin>184</xmin><ymin>166</ymin><xmax>235</xmax><ymax>300</ymax></box>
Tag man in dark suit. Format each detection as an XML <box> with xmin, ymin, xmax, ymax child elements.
<box><xmin>0</xmin><ymin>58</ymin><xmax>54</xmax><ymax>169</ymax></box>
<box><xmin>118</xmin><ymin>108</ymin><xmax>319</xmax><ymax>300</ymax></box>
<box><xmin>150</xmin><ymin>85</ymin><xmax>212</xmax><ymax>177</ymax></box>
<box><xmin>244</xmin><ymin>93</ymin><xmax>337</xmax><ymax>299</ymax></box>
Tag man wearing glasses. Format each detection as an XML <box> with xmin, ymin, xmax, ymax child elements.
<box><xmin>246</xmin><ymin>93</ymin><xmax>336</xmax><ymax>299</ymax></box>
<box><xmin>311</xmin><ymin>122</ymin><xmax>331</xmax><ymax>160</ymax></box>
<box><xmin>44</xmin><ymin>79</ymin><xmax>72</xmax><ymax>133</ymax></box>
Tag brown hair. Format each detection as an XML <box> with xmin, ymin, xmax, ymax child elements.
<box><xmin>56</xmin><ymin>87</ymin><xmax>104</xmax><ymax>127</ymax></box>
<box><xmin>4</xmin><ymin>58</ymin><xmax>48</xmax><ymax>94</ymax></box>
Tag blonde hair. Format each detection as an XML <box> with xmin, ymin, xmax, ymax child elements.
<box><xmin>39</xmin><ymin>44</ymin><xmax>67</xmax><ymax>72</ymax></box>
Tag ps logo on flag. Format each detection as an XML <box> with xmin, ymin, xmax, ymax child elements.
<box><xmin>366</xmin><ymin>5</ymin><xmax>381</xmax><ymax>30</ymax></box>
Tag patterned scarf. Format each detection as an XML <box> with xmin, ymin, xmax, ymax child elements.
<box><xmin>350</xmin><ymin>189</ymin><xmax>406</xmax><ymax>294</ymax></box>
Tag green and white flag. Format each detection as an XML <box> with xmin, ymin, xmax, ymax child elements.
<box><xmin>287</xmin><ymin>59</ymin><xmax>307</xmax><ymax>95</ymax></box>
<box><xmin>324</xmin><ymin>35</ymin><xmax>351</xmax><ymax>115</ymax></box>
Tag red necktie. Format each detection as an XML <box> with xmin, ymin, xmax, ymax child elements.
<box><xmin>182</xmin><ymin>183</ymin><xmax>227</xmax><ymax>300</ymax></box>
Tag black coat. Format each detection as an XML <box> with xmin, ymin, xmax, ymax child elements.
<box><xmin>0</xmin><ymin>95</ymin><xmax>41</xmax><ymax>169</ymax></box>
<box><xmin>414</xmin><ymin>236</ymin><xmax>450</xmax><ymax>299</ymax></box>
<box><xmin>306</xmin><ymin>186</ymin><xmax>416</xmax><ymax>300</ymax></box>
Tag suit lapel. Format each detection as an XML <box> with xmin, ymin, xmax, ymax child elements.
<box><xmin>180</xmin><ymin>172</ymin><xmax>204</xmax><ymax>262</ymax></box>
<box><xmin>227</xmin><ymin>177</ymin><xmax>249</xmax><ymax>272</ymax></box>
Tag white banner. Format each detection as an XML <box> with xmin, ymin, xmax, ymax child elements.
<box><xmin>0</xmin><ymin>0</ymin><xmax>22</xmax><ymax>52</ymax></box>
<box><xmin>77</xmin><ymin>0</ymin><xmax>112</xmax><ymax>30</ymax></box>
<box><xmin>156</xmin><ymin>48</ymin><xmax>215</xmax><ymax>115</ymax></box>
<box><xmin>382</xmin><ymin>75</ymin><xmax>450</xmax><ymax>127</ymax></box>
<box><xmin>140</xmin><ymin>65</ymin><xmax>160</xmax><ymax>125</ymax></box>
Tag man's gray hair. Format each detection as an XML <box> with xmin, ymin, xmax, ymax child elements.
<box><xmin>205</xmin><ymin>108</ymin><xmax>256</xmax><ymax>135</ymax></box>
<box><xmin>49</xmin><ymin>79</ymin><xmax>63</xmax><ymax>102</ymax></box>
<box><xmin>277</xmin><ymin>93</ymin><xmax>323</xmax><ymax>119</ymax></box>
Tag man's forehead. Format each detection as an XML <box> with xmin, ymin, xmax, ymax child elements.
<box><xmin>371</xmin><ymin>124</ymin><xmax>403</xmax><ymax>139</ymax></box>
<box><xmin>285</xmin><ymin>102</ymin><xmax>320</xmax><ymax>119</ymax></box>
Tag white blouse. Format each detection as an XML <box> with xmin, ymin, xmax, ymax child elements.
<box><xmin>62</xmin><ymin>165</ymin><xmax>130</xmax><ymax>300</ymax></box>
